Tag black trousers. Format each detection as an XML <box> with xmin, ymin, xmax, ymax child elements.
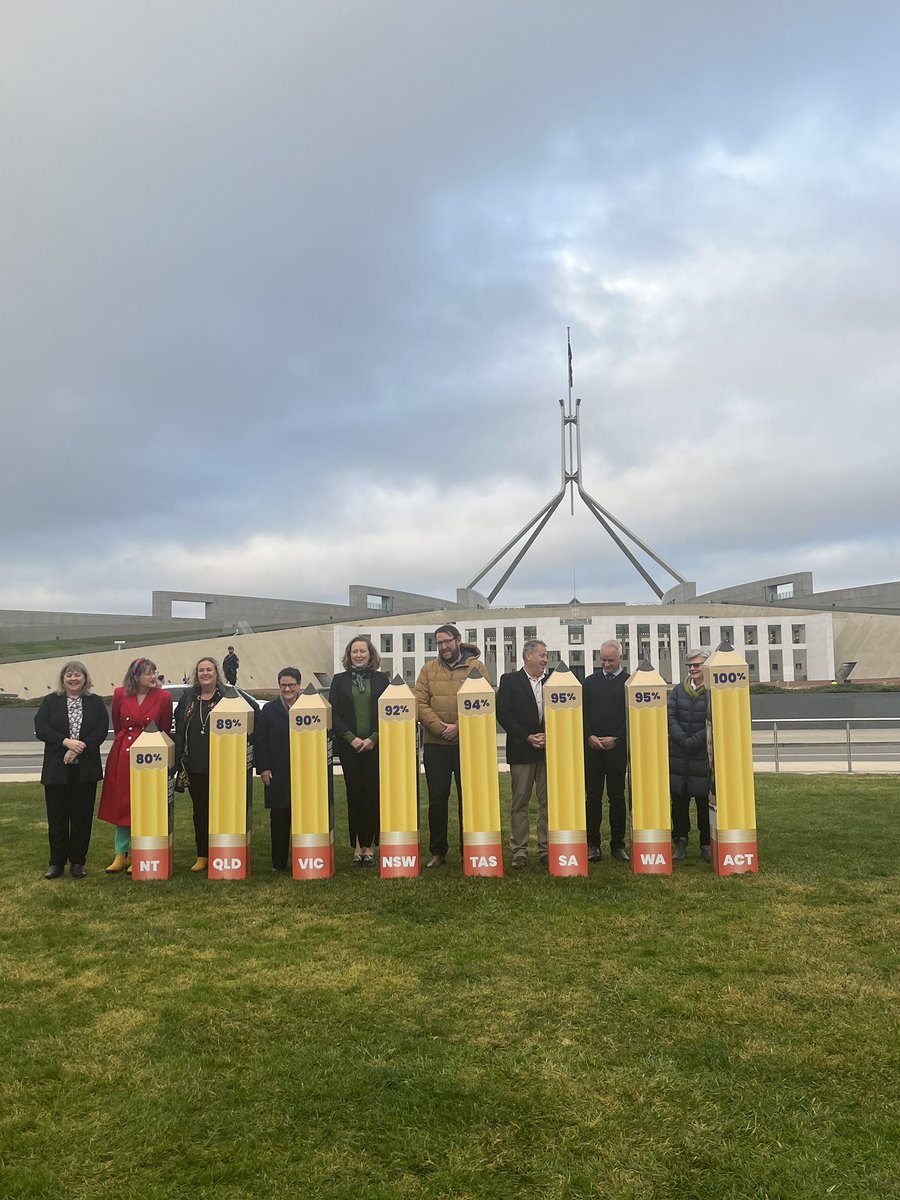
<box><xmin>671</xmin><ymin>792</ymin><xmax>711</xmax><ymax>845</ymax></box>
<box><xmin>269</xmin><ymin>807</ymin><xmax>291</xmax><ymax>871</ymax></box>
<box><xmin>584</xmin><ymin>746</ymin><xmax>628</xmax><ymax>848</ymax></box>
<box><xmin>338</xmin><ymin>746</ymin><xmax>380</xmax><ymax>849</ymax></box>
<box><xmin>187</xmin><ymin>773</ymin><xmax>210</xmax><ymax>856</ymax></box>
<box><xmin>422</xmin><ymin>743</ymin><xmax>463</xmax><ymax>858</ymax></box>
<box><xmin>44</xmin><ymin>780</ymin><xmax>97</xmax><ymax>866</ymax></box>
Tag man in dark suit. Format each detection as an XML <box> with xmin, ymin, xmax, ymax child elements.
<box><xmin>223</xmin><ymin>646</ymin><xmax>240</xmax><ymax>686</ymax></box>
<box><xmin>583</xmin><ymin>639</ymin><xmax>629</xmax><ymax>862</ymax></box>
<box><xmin>497</xmin><ymin>639</ymin><xmax>549</xmax><ymax>869</ymax></box>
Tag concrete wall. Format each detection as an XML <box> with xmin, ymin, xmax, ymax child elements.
<box><xmin>0</xmin><ymin>626</ymin><xmax>335</xmax><ymax>701</ymax></box>
<box><xmin>698</xmin><ymin>572</ymin><xmax>814</xmax><ymax>605</ymax></box>
<box><xmin>0</xmin><ymin>608</ymin><xmax>210</xmax><ymax>645</ymax></box>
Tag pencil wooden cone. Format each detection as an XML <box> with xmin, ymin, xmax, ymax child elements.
<box><xmin>543</xmin><ymin>664</ymin><xmax>588</xmax><ymax>876</ymax></box>
<box><xmin>705</xmin><ymin>643</ymin><xmax>758</xmax><ymax>876</ymax></box>
<box><xmin>290</xmin><ymin>685</ymin><xmax>334</xmax><ymax>879</ymax></box>
<box><xmin>626</xmin><ymin>661</ymin><xmax>672</xmax><ymax>875</ymax></box>
<box><xmin>208</xmin><ymin>693</ymin><xmax>255</xmax><ymax>879</ymax></box>
<box><xmin>130</xmin><ymin>726</ymin><xmax>175</xmax><ymax>880</ymax></box>
<box><xmin>378</xmin><ymin>677</ymin><xmax>419</xmax><ymax>878</ymax></box>
<box><xmin>458</xmin><ymin>669</ymin><xmax>502</xmax><ymax>877</ymax></box>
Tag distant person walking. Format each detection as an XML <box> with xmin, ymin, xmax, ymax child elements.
<box><xmin>223</xmin><ymin>646</ymin><xmax>240</xmax><ymax>686</ymax></box>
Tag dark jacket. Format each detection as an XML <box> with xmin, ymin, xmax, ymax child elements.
<box><xmin>414</xmin><ymin>644</ymin><xmax>491</xmax><ymax>746</ymax></box>
<box><xmin>34</xmin><ymin>692</ymin><xmax>109</xmax><ymax>785</ymax></box>
<box><xmin>329</xmin><ymin>670</ymin><xmax>390</xmax><ymax>751</ymax></box>
<box><xmin>668</xmin><ymin>683</ymin><xmax>710</xmax><ymax>797</ymax></box>
<box><xmin>496</xmin><ymin>668</ymin><xmax>547</xmax><ymax>765</ymax></box>
<box><xmin>254</xmin><ymin>698</ymin><xmax>292</xmax><ymax>809</ymax></box>
<box><xmin>582</xmin><ymin>670</ymin><xmax>628</xmax><ymax>746</ymax></box>
<box><xmin>174</xmin><ymin>685</ymin><xmax>259</xmax><ymax>771</ymax></box>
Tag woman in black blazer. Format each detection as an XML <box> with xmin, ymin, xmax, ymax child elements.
<box><xmin>328</xmin><ymin>636</ymin><xmax>389</xmax><ymax>867</ymax></box>
<box><xmin>34</xmin><ymin>660</ymin><xmax>109</xmax><ymax>879</ymax></box>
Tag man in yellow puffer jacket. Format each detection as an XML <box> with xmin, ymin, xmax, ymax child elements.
<box><xmin>414</xmin><ymin>624</ymin><xmax>491</xmax><ymax>869</ymax></box>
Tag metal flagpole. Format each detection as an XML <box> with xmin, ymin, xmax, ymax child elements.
<box><xmin>465</xmin><ymin>332</ymin><xmax>686</xmax><ymax>602</ymax></box>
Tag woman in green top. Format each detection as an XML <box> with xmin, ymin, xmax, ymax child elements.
<box><xmin>329</xmin><ymin>636</ymin><xmax>389</xmax><ymax>867</ymax></box>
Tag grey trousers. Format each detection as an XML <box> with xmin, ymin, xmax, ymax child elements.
<box><xmin>508</xmin><ymin>761</ymin><xmax>548</xmax><ymax>857</ymax></box>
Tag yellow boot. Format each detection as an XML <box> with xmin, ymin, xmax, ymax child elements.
<box><xmin>105</xmin><ymin>853</ymin><xmax>129</xmax><ymax>874</ymax></box>
<box><xmin>190</xmin><ymin>856</ymin><xmax>209</xmax><ymax>873</ymax></box>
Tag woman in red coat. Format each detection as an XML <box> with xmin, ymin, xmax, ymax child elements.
<box><xmin>98</xmin><ymin>657</ymin><xmax>173</xmax><ymax>873</ymax></box>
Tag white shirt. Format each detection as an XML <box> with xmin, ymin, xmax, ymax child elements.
<box><xmin>524</xmin><ymin>669</ymin><xmax>544</xmax><ymax>719</ymax></box>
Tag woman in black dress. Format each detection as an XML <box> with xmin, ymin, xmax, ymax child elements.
<box><xmin>328</xmin><ymin>636</ymin><xmax>389</xmax><ymax>867</ymax></box>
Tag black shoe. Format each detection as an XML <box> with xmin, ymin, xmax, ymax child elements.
<box><xmin>700</xmin><ymin>844</ymin><xmax>712</xmax><ymax>862</ymax></box>
<box><xmin>512</xmin><ymin>855</ymin><xmax>527</xmax><ymax>870</ymax></box>
<box><xmin>70</xmin><ymin>863</ymin><xmax>87</xmax><ymax>878</ymax></box>
<box><xmin>672</xmin><ymin>837</ymin><xmax>688</xmax><ymax>862</ymax></box>
<box><xmin>610</xmin><ymin>844</ymin><xmax>629</xmax><ymax>862</ymax></box>
<box><xmin>350</xmin><ymin>854</ymin><xmax>364</xmax><ymax>868</ymax></box>
<box><xmin>425</xmin><ymin>855</ymin><xmax>446</xmax><ymax>869</ymax></box>
<box><xmin>587</xmin><ymin>843</ymin><xmax>602</xmax><ymax>862</ymax></box>
<box><xmin>539</xmin><ymin>853</ymin><xmax>548</xmax><ymax>868</ymax></box>
<box><xmin>44</xmin><ymin>864</ymin><xmax>64</xmax><ymax>880</ymax></box>
<box><xmin>362</xmin><ymin>853</ymin><xmax>375</xmax><ymax>868</ymax></box>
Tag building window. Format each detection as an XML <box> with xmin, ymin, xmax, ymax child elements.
<box><xmin>743</xmin><ymin>626</ymin><xmax>757</xmax><ymax>646</ymax></box>
<box><xmin>524</xmin><ymin>626</ymin><xmax>537</xmax><ymax>641</ymax></box>
<box><xmin>720</xmin><ymin>627</ymin><xmax>734</xmax><ymax>646</ymax></box>
<box><xmin>380</xmin><ymin>635</ymin><xmax>393</xmax><ymax>654</ymax></box>
<box><xmin>792</xmin><ymin>624</ymin><xmax>805</xmax><ymax>645</ymax></box>
<box><xmin>768</xmin><ymin>625</ymin><xmax>781</xmax><ymax>645</ymax></box>
<box><xmin>699</xmin><ymin>627</ymin><xmax>711</xmax><ymax>646</ymax></box>
<box><xmin>425</xmin><ymin>633</ymin><xmax>437</xmax><ymax>653</ymax></box>
<box><xmin>466</xmin><ymin>629</ymin><xmax>477</xmax><ymax>644</ymax></box>
<box><xmin>570</xmin><ymin>650</ymin><xmax>584</xmax><ymax>665</ymax></box>
<box><xmin>568</xmin><ymin>624</ymin><xmax>584</xmax><ymax>645</ymax></box>
<box><xmin>402</xmin><ymin>634</ymin><xmax>415</xmax><ymax>653</ymax></box>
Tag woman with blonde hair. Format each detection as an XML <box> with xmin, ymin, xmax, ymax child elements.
<box><xmin>34</xmin><ymin>661</ymin><xmax>108</xmax><ymax>879</ymax></box>
<box><xmin>173</xmin><ymin>656</ymin><xmax>226</xmax><ymax>873</ymax></box>
<box><xmin>98</xmin><ymin>657</ymin><xmax>173</xmax><ymax>873</ymax></box>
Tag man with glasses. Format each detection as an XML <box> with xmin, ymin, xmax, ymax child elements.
<box><xmin>414</xmin><ymin>624</ymin><xmax>491</xmax><ymax>868</ymax></box>
<box><xmin>583</xmin><ymin>639</ymin><xmax>629</xmax><ymax>862</ymax></box>
<box><xmin>255</xmin><ymin>667</ymin><xmax>302</xmax><ymax>871</ymax></box>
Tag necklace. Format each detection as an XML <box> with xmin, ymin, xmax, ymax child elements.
<box><xmin>198</xmin><ymin>696</ymin><xmax>215</xmax><ymax>735</ymax></box>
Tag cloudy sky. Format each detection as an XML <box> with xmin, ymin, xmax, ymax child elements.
<box><xmin>4</xmin><ymin>1</ymin><xmax>899</xmax><ymax>616</ymax></box>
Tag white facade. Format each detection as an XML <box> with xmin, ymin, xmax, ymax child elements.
<box><xmin>332</xmin><ymin>607</ymin><xmax>835</xmax><ymax>686</ymax></box>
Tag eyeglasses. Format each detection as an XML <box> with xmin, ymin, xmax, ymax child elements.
<box><xmin>436</xmin><ymin>638</ymin><xmax>458</xmax><ymax>647</ymax></box>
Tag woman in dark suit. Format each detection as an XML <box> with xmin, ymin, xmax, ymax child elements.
<box><xmin>173</xmin><ymin>655</ymin><xmax>259</xmax><ymax>873</ymax></box>
<box><xmin>34</xmin><ymin>660</ymin><xmax>109</xmax><ymax>879</ymax></box>
<box><xmin>328</xmin><ymin>636</ymin><xmax>389</xmax><ymax>867</ymax></box>
<box><xmin>173</xmin><ymin>656</ymin><xmax>227</xmax><ymax>874</ymax></box>
<box><xmin>254</xmin><ymin>667</ymin><xmax>302</xmax><ymax>871</ymax></box>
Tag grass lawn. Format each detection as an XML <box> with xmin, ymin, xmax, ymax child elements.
<box><xmin>1</xmin><ymin>775</ymin><xmax>898</xmax><ymax>1199</ymax></box>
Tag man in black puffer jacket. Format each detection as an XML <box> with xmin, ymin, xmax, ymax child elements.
<box><xmin>668</xmin><ymin>649</ymin><xmax>712</xmax><ymax>862</ymax></box>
